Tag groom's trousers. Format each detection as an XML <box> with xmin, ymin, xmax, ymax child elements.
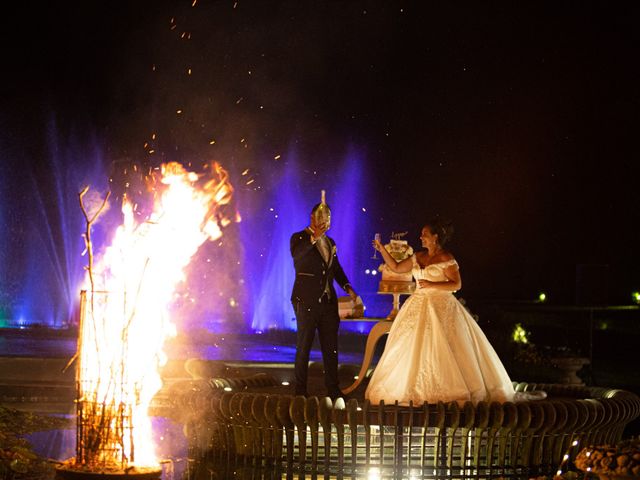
<box><xmin>293</xmin><ymin>299</ymin><xmax>341</xmax><ymax>397</ymax></box>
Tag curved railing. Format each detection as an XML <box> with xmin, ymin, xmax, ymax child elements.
<box><xmin>174</xmin><ymin>374</ymin><xmax>640</xmax><ymax>477</ymax></box>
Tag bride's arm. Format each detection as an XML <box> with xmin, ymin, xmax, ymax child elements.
<box><xmin>373</xmin><ymin>239</ymin><xmax>413</xmax><ymax>273</ymax></box>
<box><xmin>418</xmin><ymin>263</ymin><xmax>462</xmax><ymax>291</ymax></box>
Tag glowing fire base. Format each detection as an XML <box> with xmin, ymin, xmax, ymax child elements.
<box><xmin>55</xmin><ymin>465</ymin><xmax>162</xmax><ymax>480</ymax></box>
<box><xmin>58</xmin><ymin>290</ymin><xmax>164</xmax><ymax>477</ymax></box>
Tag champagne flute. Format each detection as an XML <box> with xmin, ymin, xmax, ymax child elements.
<box><xmin>372</xmin><ymin>233</ymin><xmax>381</xmax><ymax>259</ymax></box>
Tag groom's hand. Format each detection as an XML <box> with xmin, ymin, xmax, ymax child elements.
<box><xmin>312</xmin><ymin>223</ymin><xmax>328</xmax><ymax>239</ymax></box>
<box><xmin>346</xmin><ymin>287</ymin><xmax>358</xmax><ymax>301</ymax></box>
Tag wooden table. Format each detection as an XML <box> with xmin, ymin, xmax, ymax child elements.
<box><xmin>341</xmin><ymin>317</ymin><xmax>394</xmax><ymax>394</ymax></box>
<box><xmin>340</xmin><ymin>286</ymin><xmax>414</xmax><ymax>395</ymax></box>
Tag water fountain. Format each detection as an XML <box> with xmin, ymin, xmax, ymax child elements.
<box><xmin>246</xmin><ymin>147</ymin><xmax>375</xmax><ymax>334</ymax></box>
<box><xmin>1</xmin><ymin>125</ymin><xmax>106</xmax><ymax>329</ymax></box>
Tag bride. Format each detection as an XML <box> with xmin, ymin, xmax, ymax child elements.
<box><xmin>365</xmin><ymin>219</ymin><xmax>515</xmax><ymax>406</ymax></box>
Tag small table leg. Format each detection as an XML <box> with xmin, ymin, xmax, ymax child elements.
<box><xmin>341</xmin><ymin>320</ymin><xmax>393</xmax><ymax>395</ymax></box>
<box><xmin>386</xmin><ymin>293</ymin><xmax>402</xmax><ymax>320</ymax></box>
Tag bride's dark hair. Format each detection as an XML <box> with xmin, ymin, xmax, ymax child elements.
<box><xmin>425</xmin><ymin>217</ymin><xmax>454</xmax><ymax>246</ymax></box>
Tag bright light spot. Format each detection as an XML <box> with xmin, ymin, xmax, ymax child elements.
<box><xmin>632</xmin><ymin>291</ymin><xmax>640</xmax><ymax>304</ymax></box>
<box><xmin>365</xmin><ymin>269</ymin><xmax>370</xmax><ymax>274</ymax></box>
<box><xmin>223</xmin><ymin>387</ymin><xmax>232</xmax><ymax>392</ymax></box>
<box><xmin>538</xmin><ymin>292</ymin><xmax>547</xmax><ymax>302</ymax></box>
<box><xmin>371</xmin><ymin>270</ymin><xmax>377</xmax><ymax>276</ymax></box>
<box><xmin>354</xmin><ymin>375</ymin><xmax>359</xmax><ymax>380</ymax></box>
<box><xmin>512</xmin><ymin>323</ymin><xmax>529</xmax><ymax>344</ymax></box>
<box><xmin>367</xmin><ymin>468</ymin><xmax>381</xmax><ymax>480</ymax></box>
<box><xmin>281</xmin><ymin>381</ymin><xmax>290</xmax><ymax>386</ymax></box>
<box><xmin>362</xmin><ymin>207</ymin><xmax>366</xmax><ymax>212</ymax></box>
<box><xmin>572</xmin><ymin>440</ymin><xmax>579</xmax><ymax>446</ymax></box>
<box><xmin>274</xmin><ymin>154</ymin><xmax>281</xmax><ymax>160</ymax></box>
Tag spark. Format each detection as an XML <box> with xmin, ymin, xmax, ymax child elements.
<box><xmin>274</xmin><ymin>154</ymin><xmax>281</xmax><ymax>160</ymax></box>
<box><xmin>241</xmin><ymin>169</ymin><xmax>250</xmax><ymax>175</ymax></box>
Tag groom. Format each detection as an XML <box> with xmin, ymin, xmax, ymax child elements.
<box><xmin>290</xmin><ymin>202</ymin><xmax>358</xmax><ymax>399</ymax></box>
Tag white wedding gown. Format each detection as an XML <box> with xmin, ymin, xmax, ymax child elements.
<box><xmin>365</xmin><ymin>255</ymin><xmax>515</xmax><ymax>406</ymax></box>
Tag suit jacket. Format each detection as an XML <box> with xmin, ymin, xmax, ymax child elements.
<box><xmin>290</xmin><ymin>228</ymin><xmax>351</xmax><ymax>305</ymax></box>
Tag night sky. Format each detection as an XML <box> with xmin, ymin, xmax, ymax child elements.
<box><xmin>2</xmin><ymin>1</ymin><xmax>639</xmax><ymax>309</ymax></box>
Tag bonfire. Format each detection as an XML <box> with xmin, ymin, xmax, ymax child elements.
<box><xmin>59</xmin><ymin>162</ymin><xmax>236</xmax><ymax>476</ymax></box>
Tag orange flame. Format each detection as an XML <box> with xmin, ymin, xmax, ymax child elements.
<box><xmin>76</xmin><ymin>162</ymin><xmax>235</xmax><ymax>469</ymax></box>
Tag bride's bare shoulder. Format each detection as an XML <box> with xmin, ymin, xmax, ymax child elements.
<box><xmin>434</xmin><ymin>250</ymin><xmax>455</xmax><ymax>263</ymax></box>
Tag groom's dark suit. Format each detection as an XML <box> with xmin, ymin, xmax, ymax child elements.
<box><xmin>290</xmin><ymin>227</ymin><xmax>352</xmax><ymax>397</ymax></box>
